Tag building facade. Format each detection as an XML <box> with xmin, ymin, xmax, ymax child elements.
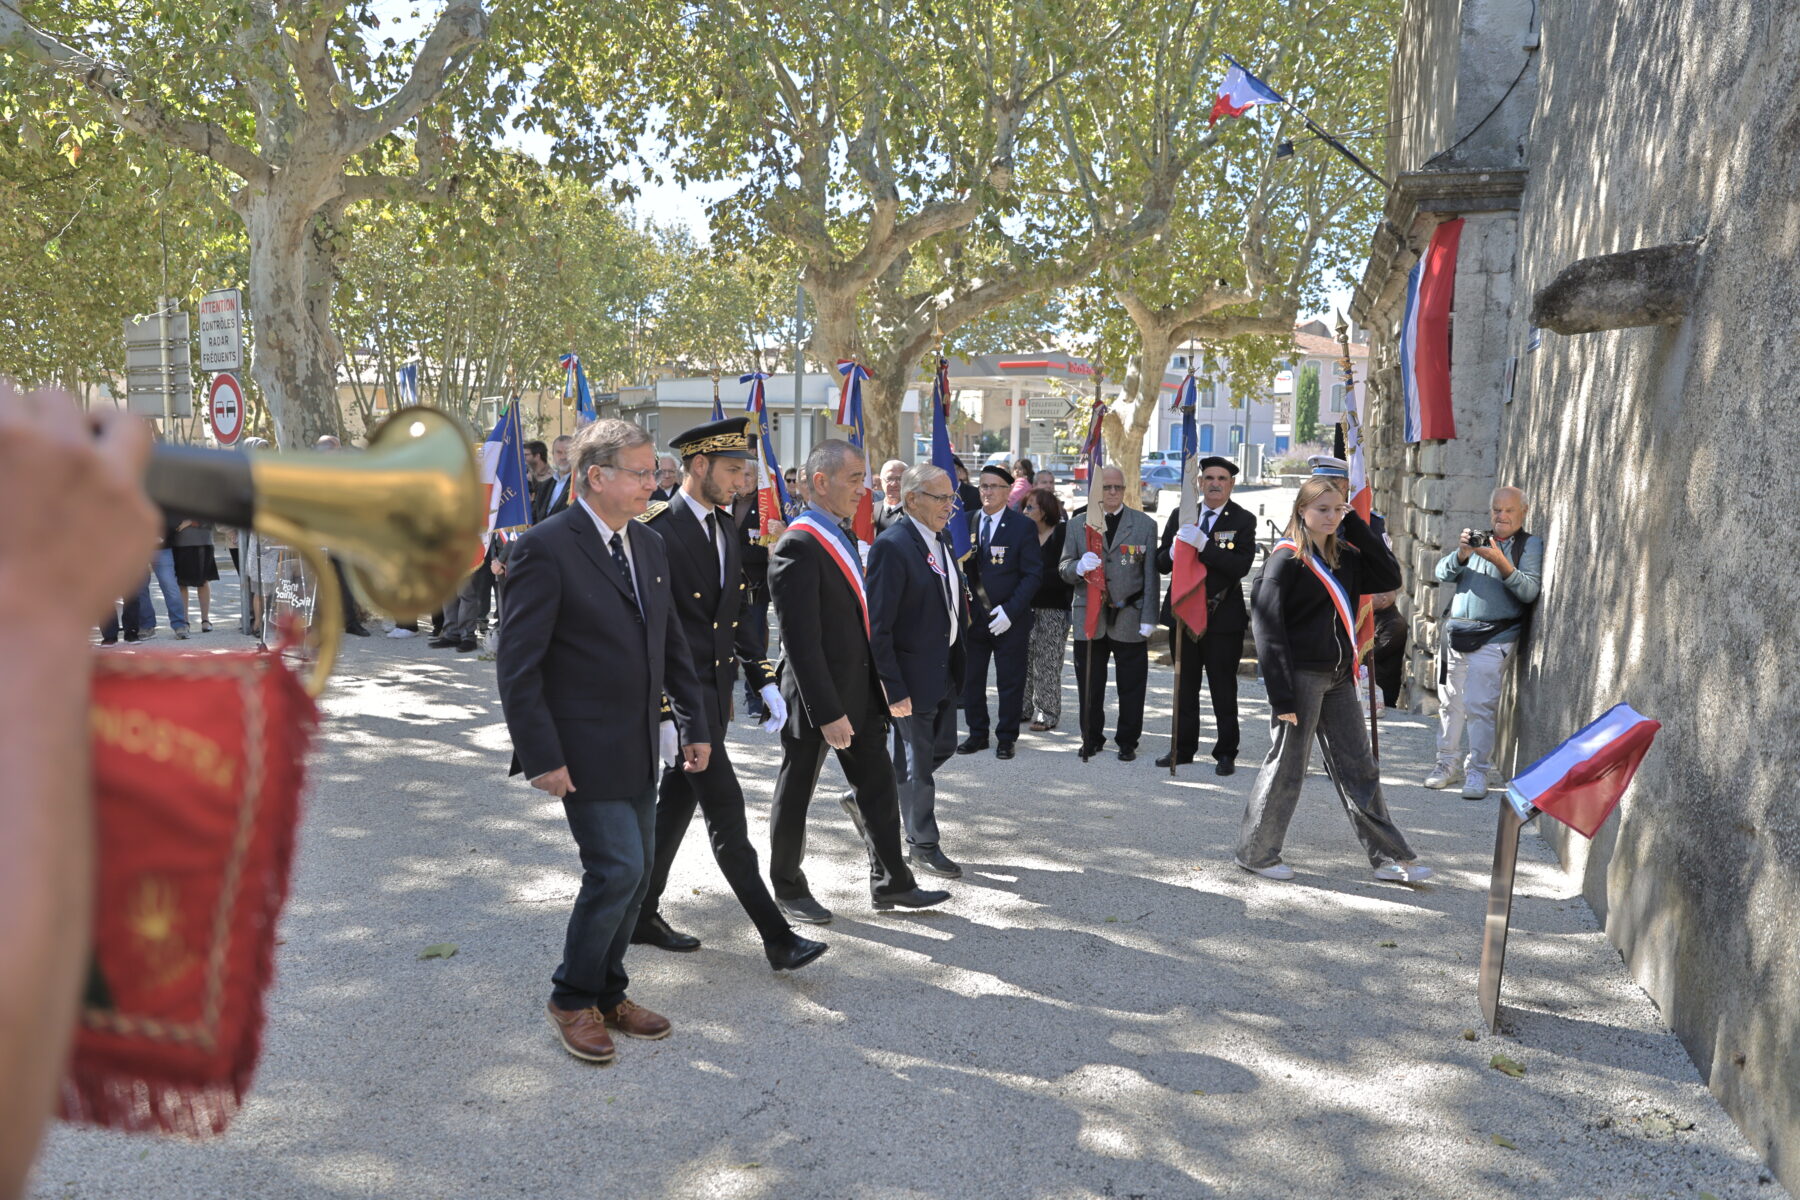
<box><xmin>1352</xmin><ymin>0</ymin><xmax>1800</xmax><ymax>1185</ymax></box>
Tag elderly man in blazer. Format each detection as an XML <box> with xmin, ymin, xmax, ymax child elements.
<box><xmin>958</xmin><ymin>462</ymin><xmax>1043</xmax><ymax>759</ymax></box>
<box><xmin>766</xmin><ymin>440</ymin><xmax>951</xmax><ymax>925</ymax></box>
<box><xmin>1155</xmin><ymin>455</ymin><xmax>1258</xmax><ymax>774</ymax></box>
<box><xmin>497</xmin><ymin>418</ymin><xmax>711</xmax><ymax>1065</ymax></box>
<box><xmin>630</xmin><ymin>418</ymin><xmax>827</xmax><ymax>973</ymax></box>
<box><xmin>865</xmin><ymin>463</ymin><xmax>969</xmax><ymax>879</ymax></box>
<box><xmin>1062</xmin><ymin>464</ymin><xmax>1160</xmax><ymax>761</ymax></box>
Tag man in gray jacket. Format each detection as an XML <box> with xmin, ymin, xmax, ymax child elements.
<box><xmin>1428</xmin><ymin>486</ymin><xmax>1543</xmax><ymax>799</ymax></box>
<box><xmin>1061</xmin><ymin>465</ymin><xmax>1160</xmax><ymax>762</ymax></box>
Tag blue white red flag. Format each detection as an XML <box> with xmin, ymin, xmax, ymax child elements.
<box><xmin>835</xmin><ymin>360</ymin><xmax>875</xmax><ymax>544</ymax></box>
<box><xmin>927</xmin><ymin>356</ymin><xmax>971</xmax><ymax>562</ymax></box>
<box><xmin>1505</xmin><ymin>704</ymin><xmax>1662</xmax><ymax>836</ymax></box>
<box><xmin>1168</xmin><ymin>374</ymin><xmax>1207</xmax><ymax>633</ymax></box>
<box><xmin>1400</xmin><ymin>218</ymin><xmax>1462</xmax><ymax>442</ymax></box>
<box><xmin>1079</xmin><ymin>396</ymin><xmax>1109</xmax><ymax>639</ymax></box>
<box><xmin>743</xmin><ymin>371</ymin><xmax>796</xmax><ymax>541</ymax></box>
<box><xmin>1210</xmin><ymin>56</ymin><xmax>1284</xmax><ymax>126</ymax></box>
<box><xmin>481</xmin><ymin>402</ymin><xmax>533</xmax><ymax>539</ymax></box>
<box><xmin>710</xmin><ymin>378</ymin><xmax>725</xmax><ymax>422</ymax></box>
<box><xmin>559</xmin><ymin>353</ymin><xmax>596</xmax><ymax>425</ymax></box>
<box><xmin>396</xmin><ymin>362</ymin><xmax>419</xmax><ymax>406</ymax></box>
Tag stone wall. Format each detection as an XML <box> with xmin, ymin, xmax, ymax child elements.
<box><xmin>1356</xmin><ymin>0</ymin><xmax>1800</xmax><ymax>1186</ymax></box>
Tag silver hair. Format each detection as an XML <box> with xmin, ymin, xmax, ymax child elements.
<box><xmin>880</xmin><ymin>458</ymin><xmax>908</xmax><ymax>476</ymax></box>
<box><xmin>572</xmin><ymin>418</ymin><xmax>654</xmax><ymax>494</ymax></box>
<box><xmin>803</xmin><ymin>438</ymin><xmax>863</xmax><ymax>484</ymax></box>
<box><xmin>900</xmin><ymin>463</ymin><xmax>948</xmax><ymax>501</ymax></box>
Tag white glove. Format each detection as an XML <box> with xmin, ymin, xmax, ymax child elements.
<box><xmin>659</xmin><ymin>720</ymin><xmax>678</xmax><ymax>768</ymax></box>
<box><xmin>987</xmin><ymin>606</ymin><xmax>1012</xmax><ymax>636</ymax></box>
<box><xmin>1138</xmin><ymin>622</ymin><xmax>1156</xmax><ymax>638</ymax></box>
<box><xmin>759</xmin><ymin>684</ymin><xmax>787</xmax><ymax>733</ymax></box>
<box><xmin>1077</xmin><ymin>551</ymin><xmax>1102</xmax><ymax>574</ymax></box>
<box><xmin>1175</xmin><ymin>523</ymin><xmax>1204</xmax><ymax>548</ymax></box>
<box><xmin>857</xmin><ymin>539</ymin><xmax>871</xmax><ymax>567</ymax></box>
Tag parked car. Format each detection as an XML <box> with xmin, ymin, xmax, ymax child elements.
<box><xmin>1138</xmin><ymin>463</ymin><xmax>1183</xmax><ymax>512</ymax></box>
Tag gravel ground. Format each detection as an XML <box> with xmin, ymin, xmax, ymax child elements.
<box><xmin>38</xmin><ymin>561</ymin><xmax>1785</xmax><ymax>1199</ymax></box>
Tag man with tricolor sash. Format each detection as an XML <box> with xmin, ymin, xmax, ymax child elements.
<box><xmin>765</xmin><ymin>440</ymin><xmax>951</xmax><ymax>925</ymax></box>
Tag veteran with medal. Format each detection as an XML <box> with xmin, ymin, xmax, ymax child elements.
<box><xmin>631</xmin><ymin>418</ymin><xmax>827</xmax><ymax>972</ymax></box>
<box><xmin>957</xmin><ymin>463</ymin><xmax>1043</xmax><ymax>759</ymax></box>
<box><xmin>1062</xmin><ymin>464</ymin><xmax>1159</xmax><ymax>761</ymax></box>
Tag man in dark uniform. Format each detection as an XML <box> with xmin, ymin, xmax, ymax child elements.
<box><xmin>1155</xmin><ymin>455</ymin><xmax>1257</xmax><ymax>774</ymax></box>
<box><xmin>631</xmin><ymin>418</ymin><xmax>827</xmax><ymax>972</ymax></box>
<box><xmin>497</xmin><ymin>417</ymin><xmax>711</xmax><ymax>1064</ymax></box>
<box><xmin>767</xmin><ymin>440</ymin><xmax>951</xmax><ymax>925</ymax></box>
<box><xmin>958</xmin><ymin>463</ymin><xmax>1042</xmax><ymax>759</ymax></box>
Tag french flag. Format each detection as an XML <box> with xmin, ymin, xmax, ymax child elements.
<box><xmin>1400</xmin><ymin>218</ymin><xmax>1463</xmax><ymax>442</ymax></box>
<box><xmin>1209</xmin><ymin>56</ymin><xmax>1284</xmax><ymax>126</ymax></box>
<box><xmin>1505</xmin><ymin>703</ymin><xmax>1663</xmax><ymax>837</ymax></box>
<box><xmin>835</xmin><ymin>360</ymin><xmax>875</xmax><ymax>545</ymax></box>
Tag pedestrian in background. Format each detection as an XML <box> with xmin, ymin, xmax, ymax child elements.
<box><xmin>171</xmin><ymin>519</ymin><xmax>219</xmax><ymax>632</ymax></box>
<box><xmin>1370</xmin><ymin>590</ymin><xmax>1408</xmax><ymax>709</ymax></box>
<box><xmin>1426</xmin><ymin>486</ymin><xmax>1542</xmax><ymax>799</ymax></box>
<box><xmin>1022</xmin><ymin>485</ymin><xmax>1071</xmax><ymax>732</ymax></box>
<box><xmin>1235</xmin><ymin>478</ymin><xmax>1431</xmax><ymax>884</ymax></box>
<box><xmin>1006</xmin><ymin>458</ymin><xmax>1036</xmax><ymax>509</ymax></box>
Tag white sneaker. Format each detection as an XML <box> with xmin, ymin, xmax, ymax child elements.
<box><xmin>1234</xmin><ymin>858</ymin><xmax>1295</xmax><ymax>881</ymax></box>
<box><xmin>1424</xmin><ymin>765</ymin><xmax>1456</xmax><ymax>789</ymax></box>
<box><xmin>1461</xmin><ymin>770</ymin><xmax>1489</xmax><ymax>800</ymax></box>
<box><xmin>1374</xmin><ymin>862</ymin><xmax>1433</xmax><ymax>884</ymax></box>
<box><xmin>386</xmin><ymin>626</ymin><xmax>416</xmax><ymax>639</ymax></box>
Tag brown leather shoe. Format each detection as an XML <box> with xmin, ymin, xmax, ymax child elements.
<box><xmin>545</xmin><ymin>1002</ymin><xmax>616</xmax><ymax>1063</ymax></box>
<box><xmin>603</xmin><ymin>997</ymin><xmax>672</xmax><ymax>1040</ymax></box>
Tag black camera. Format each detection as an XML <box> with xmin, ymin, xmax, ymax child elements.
<box><xmin>1467</xmin><ymin>530</ymin><xmax>1495</xmax><ymax>548</ymax></box>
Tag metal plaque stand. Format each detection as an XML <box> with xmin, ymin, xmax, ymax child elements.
<box><xmin>1477</xmin><ymin>801</ymin><xmax>1535</xmax><ymax>1032</ymax></box>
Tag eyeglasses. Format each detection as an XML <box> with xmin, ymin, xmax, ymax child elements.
<box><xmin>600</xmin><ymin>463</ymin><xmax>657</xmax><ymax>484</ymax></box>
<box><xmin>920</xmin><ymin>491</ymin><xmax>955</xmax><ymax>504</ymax></box>
<box><xmin>1101</xmin><ymin>484</ymin><xmax>1125</xmax><ymax>492</ymax></box>
<box><xmin>978</xmin><ymin>482</ymin><xmax>1007</xmax><ymax>491</ymax></box>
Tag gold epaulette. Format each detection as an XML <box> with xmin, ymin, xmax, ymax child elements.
<box><xmin>659</xmin><ymin>692</ymin><xmax>673</xmax><ymax>717</ymax></box>
<box><xmin>636</xmin><ymin>501</ymin><xmax>669</xmax><ymax>524</ymax></box>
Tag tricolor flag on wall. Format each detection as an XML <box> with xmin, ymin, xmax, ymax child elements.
<box><xmin>1505</xmin><ymin>703</ymin><xmax>1662</xmax><ymax>837</ymax></box>
<box><xmin>1209</xmin><ymin>56</ymin><xmax>1284</xmax><ymax>126</ymax></box>
<box><xmin>1400</xmin><ymin>218</ymin><xmax>1463</xmax><ymax>442</ymax></box>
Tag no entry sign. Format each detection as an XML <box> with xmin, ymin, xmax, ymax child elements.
<box><xmin>208</xmin><ymin>372</ymin><xmax>244</xmax><ymax>445</ymax></box>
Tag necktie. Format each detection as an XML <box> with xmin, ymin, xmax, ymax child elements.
<box><xmin>704</xmin><ymin>511</ymin><xmax>723</xmax><ymax>585</ymax></box>
<box><xmin>1201</xmin><ymin>510</ymin><xmax>1216</xmax><ymax>539</ymax></box>
<box><xmin>981</xmin><ymin>515</ymin><xmax>994</xmax><ymax>550</ymax></box>
<box><xmin>609</xmin><ymin>532</ymin><xmax>640</xmax><ymax>615</ymax></box>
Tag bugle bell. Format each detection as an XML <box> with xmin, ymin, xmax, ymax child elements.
<box><xmin>143</xmin><ymin>407</ymin><xmax>484</xmax><ymax>693</ymax></box>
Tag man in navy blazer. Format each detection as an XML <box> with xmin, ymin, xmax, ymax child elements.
<box><xmin>866</xmin><ymin>464</ymin><xmax>969</xmax><ymax>879</ymax></box>
<box><xmin>497</xmin><ymin>418</ymin><xmax>711</xmax><ymax>1065</ymax></box>
<box><xmin>958</xmin><ymin>462</ymin><xmax>1042</xmax><ymax>758</ymax></box>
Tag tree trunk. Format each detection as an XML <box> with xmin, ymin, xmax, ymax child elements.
<box><xmin>240</xmin><ymin>189</ymin><xmax>345</xmax><ymax>448</ymax></box>
<box><xmin>1109</xmin><ymin>324</ymin><xmax>1178</xmax><ymax>505</ymax></box>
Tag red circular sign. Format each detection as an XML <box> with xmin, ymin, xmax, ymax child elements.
<box><xmin>209</xmin><ymin>372</ymin><xmax>244</xmax><ymax>445</ymax></box>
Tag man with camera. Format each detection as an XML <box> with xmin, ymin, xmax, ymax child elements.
<box><xmin>1427</xmin><ymin>486</ymin><xmax>1543</xmax><ymax>799</ymax></box>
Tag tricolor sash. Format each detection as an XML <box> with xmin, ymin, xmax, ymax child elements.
<box><xmin>789</xmin><ymin>514</ymin><xmax>869</xmax><ymax>637</ymax></box>
<box><xmin>1274</xmin><ymin>538</ymin><xmax>1361</xmax><ymax>676</ymax></box>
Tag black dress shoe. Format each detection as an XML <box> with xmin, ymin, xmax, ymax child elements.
<box><xmin>456</xmin><ymin>637</ymin><xmax>478</xmax><ymax>652</ymax></box>
<box><xmin>631</xmin><ymin>912</ymin><xmax>701</xmax><ymax>952</ymax></box>
<box><xmin>872</xmin><ymin>886</ymin><xmax>951</xmax><ymax>911</ymax></box>
<box><xmin>1079</xmin><ymin>742</ymin><xmax>1104</xmax><ymax>758</ymax></box>
<box><xmin>345</xmin><ymin>624</ymin><xmax>372</xmax><ymax>637</ymax></box>
<box><xmin>428</xmin><ymin>637</ymin><xmax>456</xmax><ymax>648</ymax></box>
<box><xmin>1155</xmin><ymin>752</ymin><xmax>1195</xmax><ymax>768</ymax></box>
<box><xmin>1117</xmin><ymin>748</ymin><xmax>1137</xmax><ymax>763</ymax></box>
<box><xmin>907</xmin><ymin>846</ymin><xmax>963</xmax><ymax>879</ymax></box>
<box><xmin>956</xmin><ymin>736</ymin><xmax>990</xmax><ymax>755</ymax></box>
<box><xmin>1215</xmin><ymin>758</ymin><xmax>1237</xmax><ymax>776</ymax></box>
<box><xmin>765</xmin><ymin>934</ymin><xmax>829</xmax><ymax>971</ymax></box>
<box><xmin>777</xmin><ymin>896</ymin><xmax>833</xmax><ymax>925</ymax></box>
<box><xmin>995</xmin><ymin>742</ymin><xmax>1015</xmax><ymax>760</ymax></box>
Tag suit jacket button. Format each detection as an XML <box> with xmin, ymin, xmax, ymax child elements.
<box><xmin>712</xmin><ymin>622</ymin><xmax>719</xmax><ymax>629</ymax></box>
<box><xmin>732</xmin><ymin>620</ymin><xmax>739</xmax><ymax>627</ymax></box>
<box><xmin>693</xmin><ymin>591</ymin><xmax>702</xmax><ymax>599</ymax></box>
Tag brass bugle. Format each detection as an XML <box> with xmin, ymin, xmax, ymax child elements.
<box><xmin>143</xmin><ymin>407</ymin><xmax>484</xmax><ymax>693</ymax></box>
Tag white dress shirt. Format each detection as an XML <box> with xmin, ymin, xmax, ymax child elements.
<box><xmin>579</xmin><ymin>496</ymin><xmax>641</xmax><ymax>615</ymax></box>
<box><xmin>678</xmin><ymin>488</ymin><xmax>728</xmax><ymax>585</ymax></box>
<box><xmin>908</xmin><ymin>514</ymin><xmax>959</xmax><ymax>646</ymax></box>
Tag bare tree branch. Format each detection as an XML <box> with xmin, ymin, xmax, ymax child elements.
<box><xmin>346</xmin><ymin>0</ymin><xmax>489</xmax><ymax>153</ymax></box>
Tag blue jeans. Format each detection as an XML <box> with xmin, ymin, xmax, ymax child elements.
<box><xmin>136</xmin><ymin>549</ymin><xmax>189</xmax><ymax>632</ymax></box>
<box><xmin>551</xmin><ymin>783</ymin><xmax>657</xmax><ymax>1011</ymax></box>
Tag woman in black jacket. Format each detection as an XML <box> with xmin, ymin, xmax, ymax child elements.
<box><xmin>1235</xmin><ymin>478</ymin><xmax>1432</xmax><ymax>884</ymax></box>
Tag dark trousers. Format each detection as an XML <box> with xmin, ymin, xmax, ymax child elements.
<box><xmin>1073</xmin><ymin>635</ymin><xmax>1149</xmax><ymax>751</ymax></box>
<box><xmin>552</xmin><ymin>783</ymin><xmax>657</xmax><ymax>1011</ymax></box>
<box><xmin>740</xmin><ymin>600</ymin><xmax>771</xmax><ymax>713</ymax></box>
<box><xmin>769</xmin><ymin>708</ymin><xmax>918</xmax><ymax>901</ymax></box>
<box><xmin>1373</xmin><ymin>608</ymin><xmax>1408</xmax><ymax>708</ymax></box>
<box><xmin>1172</xmin><ymin>626</ymin><xmax>1244</xmax><ymax>762</ymax></box>
<box><xmin>642</xmin><ymin>737</ymin><xmax>789</xmax><ymax>943</ymax></box>
<box><xmin>962</xmin><ymin>608</ymin><xmax>1034</xmax><ymax>742</ymax></box>
<box><xmin>100</xmin><ymin>583</ymin><xmax>148</xmax><ymax>642</ymax></box>
<box><xmin>892</xmin><ymin>690</ymin><xmax>959</xmax><ymax>849</ymax></box>
<box><xmin>328</xmin><ymin>553</ymin><xmax>364</xmax><ymax>631</ymax></box>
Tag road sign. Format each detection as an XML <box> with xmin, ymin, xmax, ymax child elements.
<box><xmin>1027</xmin><ymin>396</ymin><xmax>1071</xmax><ymax>421</ymax></box>
<box><xmin>198</xmin><ymin>288</ymin><xmax>244</xmax><ymax>372</ymax></box>
<box><xmin>123</xmin><ymin>309</ymin><xmax>192</xmax><ymax>418</ymax></box>
<box><xmin>208</xmin><ymin>372</ymin><xmax>244</xmax><ymax>445</ymax></box>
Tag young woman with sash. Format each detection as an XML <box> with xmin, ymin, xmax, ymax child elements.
<box><xmin>1235</xmin><ymin>478</ymin><xmax>1433</xmax><ymax>884</ymax></box>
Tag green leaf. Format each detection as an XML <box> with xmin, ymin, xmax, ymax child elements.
<box><xmin>1378</xmin><ymin>940</ymin><xmax>1397</xmax><ymax>948</ymax></box>
<box><xmin>417</xmin><ymin>942</ymin><xmax>458</xmax><ymax>960</ymax></box>
<box><xmin>1489</xmin><ymin>1053</ymin><xmax>1526</xmax><ymax>1078</ymax></box>
<box><xmin>1490</xmin><ymin>1134</ymin><xmax>1516</xmax><ymax>1150</ymax></box>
